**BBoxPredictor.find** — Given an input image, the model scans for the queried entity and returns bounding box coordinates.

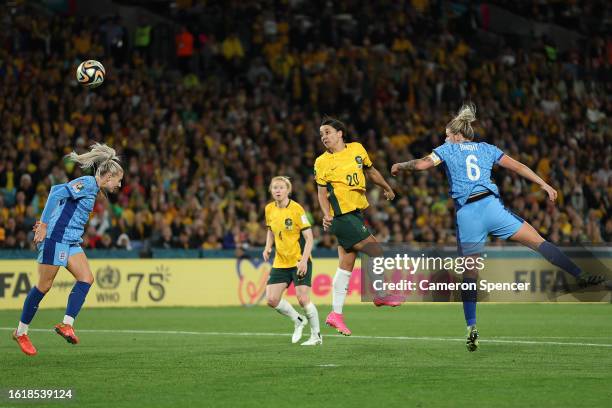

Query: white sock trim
[303,302,320,334]
[338,268,352,275]
[274,299,300,322]
[332,268,352,314]
[16,321,29,336]
[63,315,75,326]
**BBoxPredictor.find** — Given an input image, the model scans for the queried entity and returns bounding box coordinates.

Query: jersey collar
[274,199,291,209]
[328,143,348,154]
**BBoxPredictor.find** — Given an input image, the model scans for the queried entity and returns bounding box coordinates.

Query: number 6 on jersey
[466,154,480,181]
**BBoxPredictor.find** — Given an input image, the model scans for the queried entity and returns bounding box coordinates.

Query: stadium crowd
[0,1,610,252]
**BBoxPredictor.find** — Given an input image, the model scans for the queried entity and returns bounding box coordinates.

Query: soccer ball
[76,60,105,88]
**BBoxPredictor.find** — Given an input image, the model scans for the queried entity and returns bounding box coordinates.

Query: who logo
[96,266,121,289]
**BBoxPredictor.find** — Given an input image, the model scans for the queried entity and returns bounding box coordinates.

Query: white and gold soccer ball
[76,60,105,88]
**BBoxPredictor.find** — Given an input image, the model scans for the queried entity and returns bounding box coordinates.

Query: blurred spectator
[98,234,116,250]
[101,16,127,64]
[176,26,194,74]
[134,17,152,62]
[154,226,175,249]
[221,32,245,76]
[116,233,132,251]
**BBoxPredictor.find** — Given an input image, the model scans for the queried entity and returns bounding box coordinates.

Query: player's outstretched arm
[317,186,333,230]
[497,155,557,201]
[391,156,435,176]
[364,166,395,200]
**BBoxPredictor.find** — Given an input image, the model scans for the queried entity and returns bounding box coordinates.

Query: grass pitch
[1,304,611,407]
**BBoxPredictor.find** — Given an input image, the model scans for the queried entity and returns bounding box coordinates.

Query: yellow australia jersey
[265,200,312,268]
[314,142,372,216]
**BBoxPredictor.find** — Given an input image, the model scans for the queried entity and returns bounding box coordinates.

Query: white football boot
[301,332,322,346]
[292,315,308,343]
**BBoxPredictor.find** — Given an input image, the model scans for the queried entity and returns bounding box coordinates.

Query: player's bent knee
[37,282,53,293]
[71,265,94,284]
[339,257,356,271]
[267,297,280,308]
[297,294,310,307]
[363,242,383,258]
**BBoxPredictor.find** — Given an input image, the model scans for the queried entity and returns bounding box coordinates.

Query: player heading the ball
[13,143,123,356]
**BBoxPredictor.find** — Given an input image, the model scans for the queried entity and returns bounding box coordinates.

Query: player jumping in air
[12,143,123,356]
[263,176,322,345]
[391,104,606,351]
[315,116,398,336]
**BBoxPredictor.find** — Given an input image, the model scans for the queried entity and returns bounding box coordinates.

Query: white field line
[1,327,612,348]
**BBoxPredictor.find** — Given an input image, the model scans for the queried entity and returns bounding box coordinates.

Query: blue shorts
[37,238,84,266]
[456,195,524,255]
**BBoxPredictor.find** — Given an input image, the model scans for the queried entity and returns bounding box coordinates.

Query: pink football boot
[373,294,404,307]
[325,312,352,336]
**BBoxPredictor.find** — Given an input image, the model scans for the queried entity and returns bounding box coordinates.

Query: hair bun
[455,103,476,123]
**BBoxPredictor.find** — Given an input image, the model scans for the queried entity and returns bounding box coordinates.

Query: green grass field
[1,304,611,407]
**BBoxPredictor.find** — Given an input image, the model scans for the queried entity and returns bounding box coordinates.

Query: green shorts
[330,210,371,250]
[268,261,313,287]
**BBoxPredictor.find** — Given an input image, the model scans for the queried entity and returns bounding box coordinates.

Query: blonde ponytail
[446,103,477,140]
[67,143,123,177]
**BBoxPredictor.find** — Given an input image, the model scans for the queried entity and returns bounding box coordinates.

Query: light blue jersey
[431,141,523,255]
[432,141,503,208]
[41,176,100,244]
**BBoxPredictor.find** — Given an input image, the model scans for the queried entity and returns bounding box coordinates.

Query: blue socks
[457,242,579,329]
[19,281,91,331]
[20,286,46,324]
[66,281,92,320]
[536,241,582,277]
[458,242,580,328]
[462,277,477,327]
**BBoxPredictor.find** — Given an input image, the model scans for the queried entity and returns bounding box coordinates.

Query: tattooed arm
[391,154,437,176]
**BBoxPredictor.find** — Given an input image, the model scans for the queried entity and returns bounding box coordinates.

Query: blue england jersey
[430,141,524,254]
[431,141,504,207]
[41,176,100,244]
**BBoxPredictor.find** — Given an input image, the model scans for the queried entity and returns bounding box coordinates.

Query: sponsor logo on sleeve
[71,181,84,194]
[355,156,363,169]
